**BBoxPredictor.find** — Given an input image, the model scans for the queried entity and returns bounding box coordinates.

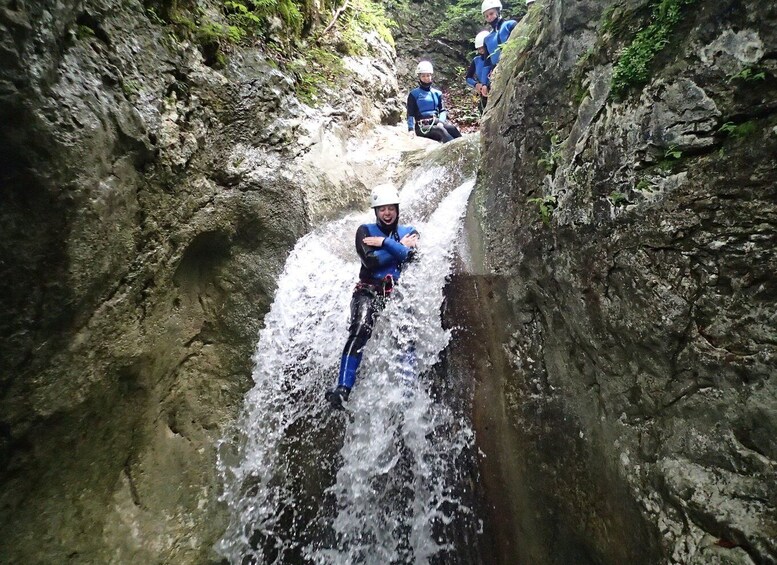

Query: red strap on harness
[356,275,395,296]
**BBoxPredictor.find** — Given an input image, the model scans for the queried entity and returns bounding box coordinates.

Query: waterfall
[216,148,479,564]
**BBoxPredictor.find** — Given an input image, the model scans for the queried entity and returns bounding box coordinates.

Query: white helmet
[481,0,502,13]
[474,30,489,48]
[526,0,535,5]
[370,183,400,208]
[415,60,434,75]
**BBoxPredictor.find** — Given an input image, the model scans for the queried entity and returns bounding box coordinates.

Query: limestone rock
[462,0,777,563]
[0,0,414,562]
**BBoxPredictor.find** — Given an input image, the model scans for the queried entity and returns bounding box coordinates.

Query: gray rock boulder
[461,0,777,562]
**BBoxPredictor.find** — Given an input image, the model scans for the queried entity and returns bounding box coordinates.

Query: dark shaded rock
[463,0,777,563]
[0,0,405,562]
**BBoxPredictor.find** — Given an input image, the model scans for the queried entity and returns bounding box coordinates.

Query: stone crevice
[123,458,142,508]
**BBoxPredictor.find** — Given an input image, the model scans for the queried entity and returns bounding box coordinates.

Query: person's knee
[350,333,371,355]
[349,316,372,338]
[357,322,373,339]
[343,325,370,355]
[351,316,374,342]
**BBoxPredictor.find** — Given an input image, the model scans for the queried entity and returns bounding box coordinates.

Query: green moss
[727,66,767,83]
[149,0,304,43]
[634,178,655,192]
[76,24,96,39]
[197,21,242,44]
[147,0,394,58]
[608,190,629,206]
[351,0,396,47]
[144,0,393,93]
[328,0,396,56]
[121,79,141,97]
[215,51,229,68]
[288,47,346,106]
[599,5,617,34]
[718,120,758,139]
[527,195,557,226]
[223,1,262,28]
[611,0,696,96]
[497,4,542,73]
[432,0,482,39]
[339,26,366,55]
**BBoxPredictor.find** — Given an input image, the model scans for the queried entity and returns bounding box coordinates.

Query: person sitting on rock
[406,60,462,144]
[466,31,493,115]
[482,0,517,67]
[325,183,419,409]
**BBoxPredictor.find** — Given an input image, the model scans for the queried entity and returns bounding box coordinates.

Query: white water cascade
[216,146,480,564]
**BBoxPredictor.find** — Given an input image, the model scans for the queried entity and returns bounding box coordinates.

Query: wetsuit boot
[325,385,350,409]
[325,352,360,409]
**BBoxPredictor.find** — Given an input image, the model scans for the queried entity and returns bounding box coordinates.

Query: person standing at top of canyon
[482,0,518,67]
[465,30,493,115]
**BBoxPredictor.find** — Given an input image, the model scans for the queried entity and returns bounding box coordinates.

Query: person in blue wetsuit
[481,0,517,67]
[406,60,462,144]
[325,183,419,409]
[465,31,493,115]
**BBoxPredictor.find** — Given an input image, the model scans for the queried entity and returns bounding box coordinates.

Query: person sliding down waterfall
[325,184,419,409]
[406,61,462,144]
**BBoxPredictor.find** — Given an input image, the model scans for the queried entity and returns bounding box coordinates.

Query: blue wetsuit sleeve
[357,225,420,270]
[402,227,420,263]
[381,236,413,262]
[356,224,395,269]
[384,227,419,262]
[406,92,418,130]
[437,93,447,123]
[484,31,498,65]
[466,60,477,87]
[502,19,517,42]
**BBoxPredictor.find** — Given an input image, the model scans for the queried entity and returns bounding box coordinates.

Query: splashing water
[217,164,478,564]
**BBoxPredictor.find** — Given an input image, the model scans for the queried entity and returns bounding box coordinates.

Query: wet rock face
[0,0,402,562]
[467,0,777,563]
[0,5,303,564]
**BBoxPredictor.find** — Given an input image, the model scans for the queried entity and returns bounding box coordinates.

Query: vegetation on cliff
[432,0,527,39]
[610,0,698,96]
[143,0,398,104]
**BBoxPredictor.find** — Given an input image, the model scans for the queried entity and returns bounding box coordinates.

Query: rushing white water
[216,161,477,564]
